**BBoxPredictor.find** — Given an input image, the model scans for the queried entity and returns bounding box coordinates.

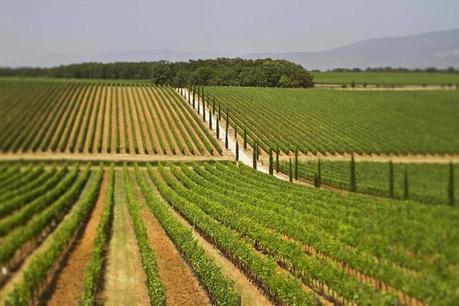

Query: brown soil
[171,92,209,156]
[126,87,148,154]
[129,172,210,306]
[143,87,172,154]
[116,86,127,154]
[315,84,457,91]
[144,169,272,306]
[83,85,102,153]
[271,152,459,164]
[60,85,92,153]
[186,90,226,156]
[0,152,233,163]
[165,89,204,156]
[160,89,204,156]
[92,85,107,154]
[103,170,149,306]
[146,87,181,155]
[135,86,162,154]
[45,171,109,306]
[120,87,137,154]
[102,86,112,154]
[74,85,97,153]
[135,87,162,154]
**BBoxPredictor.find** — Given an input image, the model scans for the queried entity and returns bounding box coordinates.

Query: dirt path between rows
[274,152,459,164]
[102,86,112,154]
[130,172,211,306]
[136,86,161,154]
[83,85,102,153]
[121,86,140,154]
[103,170,149,306]
[147,87,181,155]
[117,87,127,154]
[46,171,108,305]
[144,169,272,306]
[92,85,107,154]
[0,152,233,163]
[315,84,458,91]
[127,87,148,154]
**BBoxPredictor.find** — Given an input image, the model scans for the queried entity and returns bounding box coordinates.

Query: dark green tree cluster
[0,58,314,88]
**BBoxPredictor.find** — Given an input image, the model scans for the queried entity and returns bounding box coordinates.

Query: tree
[448,162,455,207]
[275,149,280,173]
[403,168,409,200]
[225,127,229,149]
[314,159,321,188]
[253,142,257,169]
[209,100,212,129]
[349,154,356,192]
[269,149,273,175]
[388,161,394,198]
[202,94,206,121]
[294,149,299,180]
[192,88,196,108]
[235,140,239,162]
[289,158,293,182]
[243,128,247,150]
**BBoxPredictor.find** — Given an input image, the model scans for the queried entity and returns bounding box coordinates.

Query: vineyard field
[279,159,459,205]
[0,162,457,305]
[312,72,459,85]
[204,86,459,155]
[0,79,222,157]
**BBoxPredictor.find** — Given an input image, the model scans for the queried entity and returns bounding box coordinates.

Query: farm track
[142,170,272,306]
[0,152,233,162]
[45,171,108,305]
[130,171,211,306]
[103,170,149,306]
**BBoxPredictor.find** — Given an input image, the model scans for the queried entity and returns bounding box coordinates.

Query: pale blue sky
[1,0,459,65]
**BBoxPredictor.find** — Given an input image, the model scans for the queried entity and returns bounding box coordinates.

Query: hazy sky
[1,0,459,64]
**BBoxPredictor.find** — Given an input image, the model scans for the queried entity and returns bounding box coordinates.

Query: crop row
[0,79,222,156]
[202,86,459,155]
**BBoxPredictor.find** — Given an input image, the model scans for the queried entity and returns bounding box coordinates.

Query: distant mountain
[8,49,234,68]
[5,29,459,69]
[245,29,459,70]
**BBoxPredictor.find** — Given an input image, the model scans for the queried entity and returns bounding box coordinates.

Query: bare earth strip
[117,86,127,154]
[102,86,112,154]
[315,84,458,91]
[92,85,107,153]
[103,170,149,306]
[0,174,98,304]
[0,153,233,163]
[126,87,147,154]
[46,171,109,306]
[147,87,181,155]
[83,85,102,153]
[57,86,90,152]
[64,85,93,153]
[142,86,171,154]
[121,87,137,154]
[135,86,161,154]
[143,169,272,306]
[130,171,211,306]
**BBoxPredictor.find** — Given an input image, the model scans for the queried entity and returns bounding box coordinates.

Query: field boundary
[0,153,233,163]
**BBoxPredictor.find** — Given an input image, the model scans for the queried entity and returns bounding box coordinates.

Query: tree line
[0,58,314,88]
[317,67,459,73]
